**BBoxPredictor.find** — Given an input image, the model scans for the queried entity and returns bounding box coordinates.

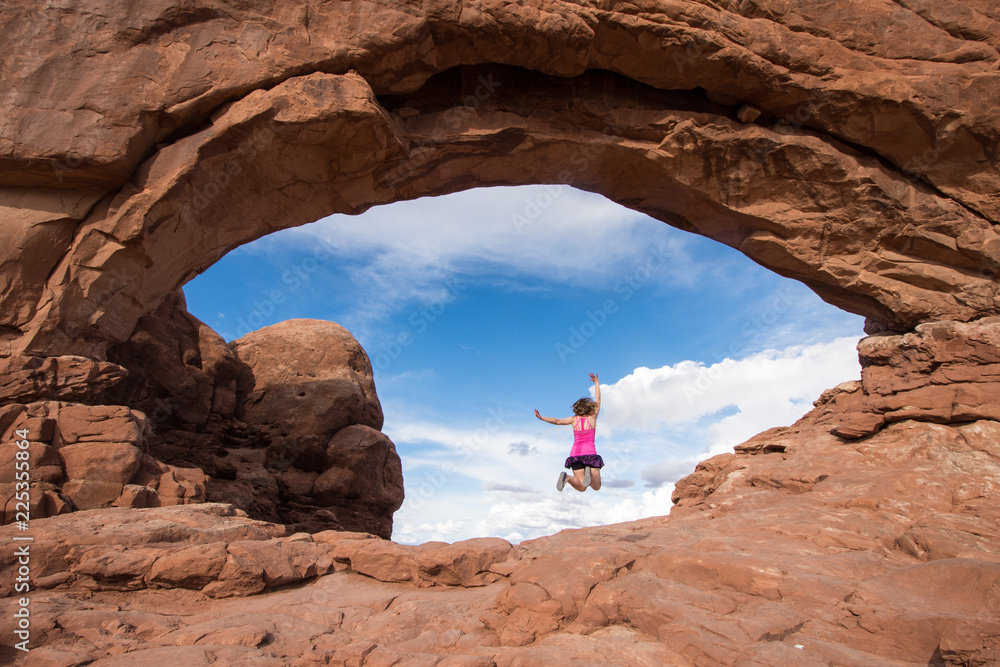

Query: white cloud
[599,336,860,450]
[472,484,677,543]
[263,186,709,326]
[640,459,703,487]
[302,186,641,277]
[387,336,862,544]
[394,518,468,544]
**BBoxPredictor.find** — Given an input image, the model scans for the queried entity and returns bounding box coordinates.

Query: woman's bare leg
[589,468,602,490]
[565,469,587,492]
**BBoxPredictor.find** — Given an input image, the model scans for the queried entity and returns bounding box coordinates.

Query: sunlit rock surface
[99,297,403,537]
[2,409,998,664]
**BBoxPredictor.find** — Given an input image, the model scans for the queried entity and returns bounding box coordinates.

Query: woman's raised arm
[535,409,574,425]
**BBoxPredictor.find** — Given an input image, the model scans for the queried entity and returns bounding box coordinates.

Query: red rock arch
[2,1,998,359]
[4,5,1000,661]
[3,0,1000,530]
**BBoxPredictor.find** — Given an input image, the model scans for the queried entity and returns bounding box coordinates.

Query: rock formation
[1,394,209,521]
[2,405,998,664]
[230,318,385,443]
[0,0,998,358]
[0,288,403,539]
[98,294,403,536]
[229,318,403,536]
[1,0,999,664]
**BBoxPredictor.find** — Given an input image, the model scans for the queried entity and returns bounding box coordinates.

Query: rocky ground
[2,316,999,666]
[2,399,998,665]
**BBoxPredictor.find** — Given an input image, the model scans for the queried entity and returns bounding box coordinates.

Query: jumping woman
[534,373,604,492]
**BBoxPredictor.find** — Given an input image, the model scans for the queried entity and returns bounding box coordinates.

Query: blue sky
[183,186,865,544]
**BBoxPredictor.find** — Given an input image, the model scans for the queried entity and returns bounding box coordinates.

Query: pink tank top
[570,417,597,457]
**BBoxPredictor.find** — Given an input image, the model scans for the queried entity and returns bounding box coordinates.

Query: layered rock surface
[1,398,209,521]
[0,0,998,357]
[1,291,403,538]
[2,318,998,664]
[2,409,998,665]
[99,297,403,537]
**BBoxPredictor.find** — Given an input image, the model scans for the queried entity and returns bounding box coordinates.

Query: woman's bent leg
[566,468,587,492]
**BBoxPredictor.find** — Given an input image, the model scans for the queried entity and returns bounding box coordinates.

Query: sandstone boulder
[59,442,142,485]
[230,319,384,442]
[225,319,402,536]
[313,425,403,507]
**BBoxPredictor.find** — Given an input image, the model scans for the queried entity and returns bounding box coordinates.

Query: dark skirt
[565,454,605,470]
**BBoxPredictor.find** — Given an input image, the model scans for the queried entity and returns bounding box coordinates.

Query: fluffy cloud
[261,186,707,326]
[394,518,469,544]
[600,336,861,453]
[388,336,862,544]
[472,485,677,543]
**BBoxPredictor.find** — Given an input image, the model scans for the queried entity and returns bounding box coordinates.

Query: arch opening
[166,184,864,543]
[6,57,998,540]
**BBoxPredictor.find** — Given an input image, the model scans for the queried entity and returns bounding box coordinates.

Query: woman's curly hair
[572,397,597,416]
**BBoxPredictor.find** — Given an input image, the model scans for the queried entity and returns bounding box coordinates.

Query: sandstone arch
[1,0,999,361]
[5,0,1000,527]
[4,3,1000,663]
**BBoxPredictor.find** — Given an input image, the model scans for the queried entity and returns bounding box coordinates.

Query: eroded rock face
[3,411,998,665]
[98,297,403,537]
[0,288,403,537]
[100,289,246,432]
[1,1,1000,663]
[0,399,208,523]
[0,1,997,357]
[783,317,1000,441]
